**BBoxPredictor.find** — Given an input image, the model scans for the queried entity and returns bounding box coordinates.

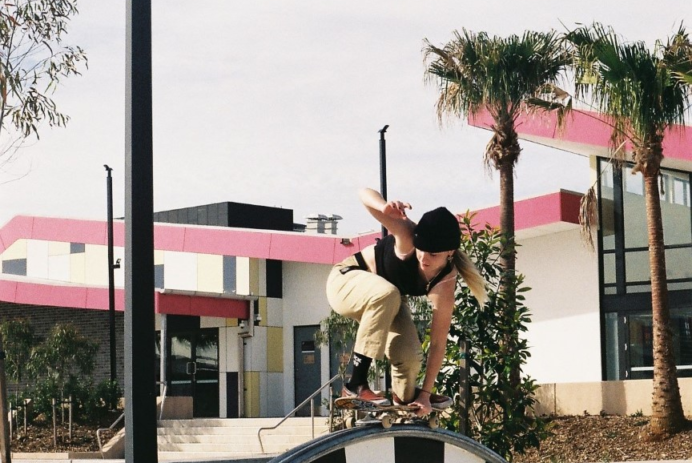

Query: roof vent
[305,213,342,235]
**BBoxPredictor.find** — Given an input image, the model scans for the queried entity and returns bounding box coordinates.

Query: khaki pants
[326,255,422,402]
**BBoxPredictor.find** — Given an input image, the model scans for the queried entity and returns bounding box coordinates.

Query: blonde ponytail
[452,250,487,306]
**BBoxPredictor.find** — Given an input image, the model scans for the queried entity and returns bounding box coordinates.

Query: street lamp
[379,125,389,238]
[104,165,117,385]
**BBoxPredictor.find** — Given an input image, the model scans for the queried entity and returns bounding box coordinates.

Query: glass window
[628,309,692,379]
[223,256,236,294]
[155,264,164,289]
[628,313,653,379]
[605,313,621,380]
[666,247,692,281]
[624,250,650,285]
[662,173,692,246]
[70,242,85,253]
[623,177,648,249]
[624,166,644,195]
[2,258,27,276]
[603,252,616,285]
[601,161,614,188]
[673,177,690,206]
[599,160,616,251]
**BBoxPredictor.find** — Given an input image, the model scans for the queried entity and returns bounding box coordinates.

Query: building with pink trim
[0,110,690,418]
[0,204,377,418]
[471,109,692,387]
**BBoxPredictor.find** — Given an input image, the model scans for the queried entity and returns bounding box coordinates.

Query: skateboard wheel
[428,415,439,429]
[381,414,394,429]
[345,415,356,429]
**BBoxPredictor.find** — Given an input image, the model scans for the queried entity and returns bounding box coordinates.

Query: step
[158,417,325,427]
[158,450,277,461]
[155,417,330,456]
[156,423,329,436]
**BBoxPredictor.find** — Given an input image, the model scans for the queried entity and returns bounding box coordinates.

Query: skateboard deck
[334,397,440,429]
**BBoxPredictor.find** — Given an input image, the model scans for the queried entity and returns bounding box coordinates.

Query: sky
[1,1,689,235]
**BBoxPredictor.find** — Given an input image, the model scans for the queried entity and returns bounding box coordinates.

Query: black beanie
[413,207,461,252]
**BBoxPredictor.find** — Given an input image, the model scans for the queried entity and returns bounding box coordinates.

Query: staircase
[157,417,331,460]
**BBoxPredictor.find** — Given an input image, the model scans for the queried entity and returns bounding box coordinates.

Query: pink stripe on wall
[471,191,581,230]
[0,216,372,265]
[0,277,249,319]
[0,216,34,255]
[470,109,691,162]
[181,226,273,257]
[1,279,123,311]
[31,217,108,245]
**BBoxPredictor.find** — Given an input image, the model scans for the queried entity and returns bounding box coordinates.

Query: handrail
[96,412,125,458]
[257,374,340,453]
[96,382,167,458]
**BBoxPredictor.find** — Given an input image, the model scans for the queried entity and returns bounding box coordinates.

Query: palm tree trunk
[643,172,686,435]
[499,158,516,277]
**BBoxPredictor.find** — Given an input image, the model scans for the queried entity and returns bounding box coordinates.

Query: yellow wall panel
[226,318,239,327]
[266,327,283,373]
[70,254,86,284]
[2,240,27,260]
[197,254,223,292]
[48,241,70,256]
[248,258,259,296]
[244,371,260,418]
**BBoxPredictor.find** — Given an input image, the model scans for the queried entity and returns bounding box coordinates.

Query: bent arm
[358,188,415,254]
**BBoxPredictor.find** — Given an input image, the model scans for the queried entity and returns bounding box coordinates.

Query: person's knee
[369,286,400,311]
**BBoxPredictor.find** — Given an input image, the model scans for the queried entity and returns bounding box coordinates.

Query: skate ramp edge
[268,425,507,463]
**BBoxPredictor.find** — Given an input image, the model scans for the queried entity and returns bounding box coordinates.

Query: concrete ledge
[12,452,101,460]
[534,377,692,416]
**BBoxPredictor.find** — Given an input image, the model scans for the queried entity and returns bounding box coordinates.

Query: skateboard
[334,397,440,429]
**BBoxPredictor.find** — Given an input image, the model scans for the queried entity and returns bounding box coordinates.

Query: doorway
[293,325,321,417]
[169,329,220,417]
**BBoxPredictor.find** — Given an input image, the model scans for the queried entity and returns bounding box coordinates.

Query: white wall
[517,228,602,383]
[281,261,333,415]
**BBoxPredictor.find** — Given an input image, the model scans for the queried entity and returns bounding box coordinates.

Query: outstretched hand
[382,200,412,220]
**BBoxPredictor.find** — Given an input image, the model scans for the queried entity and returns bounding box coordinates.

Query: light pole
[104,165,117,385]
[379,125,389,238]
[378,125,392,395]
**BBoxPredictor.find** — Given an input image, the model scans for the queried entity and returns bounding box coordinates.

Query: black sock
[347,352,372,389]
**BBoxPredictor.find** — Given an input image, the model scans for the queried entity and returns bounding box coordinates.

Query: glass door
[169,329,219,417]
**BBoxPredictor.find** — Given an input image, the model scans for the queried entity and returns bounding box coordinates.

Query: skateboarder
[326,188,487,417]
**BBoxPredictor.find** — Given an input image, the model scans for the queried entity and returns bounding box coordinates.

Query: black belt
[340,251,368,274]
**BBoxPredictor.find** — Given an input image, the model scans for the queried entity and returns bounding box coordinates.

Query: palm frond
[423,28,571,126]
[579,186,598,251]
[565,22,692,171]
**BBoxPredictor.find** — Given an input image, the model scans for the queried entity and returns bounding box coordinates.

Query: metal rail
[257,374,340,453]
[96,412,124,458]
[96,382,167,458]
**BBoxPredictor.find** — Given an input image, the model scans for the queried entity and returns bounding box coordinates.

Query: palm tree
[423,29,570,386]
[566,23,692,436]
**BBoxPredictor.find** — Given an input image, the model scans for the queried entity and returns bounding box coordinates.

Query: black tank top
[373,234,453,296]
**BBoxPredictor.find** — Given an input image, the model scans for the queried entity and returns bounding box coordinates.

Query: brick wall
[0,302,125,393]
